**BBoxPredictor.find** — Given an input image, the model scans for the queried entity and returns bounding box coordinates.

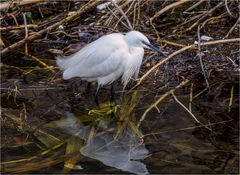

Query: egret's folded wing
[56,33,126,71]
[63,48,128,80]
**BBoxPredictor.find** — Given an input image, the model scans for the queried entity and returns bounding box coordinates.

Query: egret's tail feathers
[56,55,69,70]
[63,70,73,80]
[56,53,81,71]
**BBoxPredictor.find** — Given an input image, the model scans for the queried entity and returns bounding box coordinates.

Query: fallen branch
[186,1,224,31]
[0,24,38,31]
[150,0,191,22]
[0,0,44,11]
[134,38,240,88]
[0,0,101,57]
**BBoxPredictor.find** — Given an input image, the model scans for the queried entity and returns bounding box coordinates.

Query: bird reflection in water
[47,93,149,175]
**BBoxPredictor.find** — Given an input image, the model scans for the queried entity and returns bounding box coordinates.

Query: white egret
[56,30,166,105]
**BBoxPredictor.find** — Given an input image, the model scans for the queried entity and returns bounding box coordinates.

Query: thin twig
[228,86,234,112]
[0,0,44,11]
[114,0,135,29]
[27,54,55,72]
[184,0,205,12]
[23,12,28,55]
[137,79,190,128]
[197,25,209,87]
[171,92,201,123]
[0,24,38,31]
[186,2,224,31]
[189,83,193,112]
[161,39,186,48]
[224,0,235,18]
[112,0,133,30]
[224,16,240,38]
[150,0,191,22]
[225,56,239,67]
[107,5,129,29]
[142,119,232,138]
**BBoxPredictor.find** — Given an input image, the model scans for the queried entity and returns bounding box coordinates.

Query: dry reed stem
[0,142,64,166]
[23,13,29,55]
[197,25,209,87]
[114,0,135,29]
[186,1,224,31]
[184,0,206,12]
[9,13,19,26]
[112,1,133,30]
[0,0,44,11]
[224,16,240,38]
[228,86,234,112]
[161,39,186,48]
[171,92,201,123]
[134,38,240,88]
[0,0,101,57]
[28,54,55,72]
[137,79,190,128]
[189,83,193,112]
[0,24,38,31]
[150,0,191,22]
[142,119,232,138]
[107,5,129,29]
[224,0,235,18]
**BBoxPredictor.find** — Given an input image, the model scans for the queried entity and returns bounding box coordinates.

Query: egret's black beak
[142,41,167,57]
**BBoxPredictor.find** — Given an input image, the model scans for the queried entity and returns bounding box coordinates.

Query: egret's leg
[110,84,115,102]
[110,84,116,118]
[94,85,101,107]
[85,82,91,96]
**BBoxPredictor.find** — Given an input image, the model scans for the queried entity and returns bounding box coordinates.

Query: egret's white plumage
[56,30,166,93]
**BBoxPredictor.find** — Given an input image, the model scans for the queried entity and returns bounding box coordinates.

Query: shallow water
[1,77,239,174]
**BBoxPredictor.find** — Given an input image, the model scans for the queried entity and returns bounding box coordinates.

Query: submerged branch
[137,79,190,128]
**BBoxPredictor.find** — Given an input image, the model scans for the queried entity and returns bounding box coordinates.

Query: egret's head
[124,31,166,57]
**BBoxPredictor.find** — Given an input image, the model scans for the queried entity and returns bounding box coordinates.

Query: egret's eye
[141,41,167,57]
[141,40,150,47]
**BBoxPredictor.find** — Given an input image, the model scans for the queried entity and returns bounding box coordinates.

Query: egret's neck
[127,46,144,58]
[124,34,139,48]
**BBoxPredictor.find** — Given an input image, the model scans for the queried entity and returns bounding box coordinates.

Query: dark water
[1,75,239,174]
